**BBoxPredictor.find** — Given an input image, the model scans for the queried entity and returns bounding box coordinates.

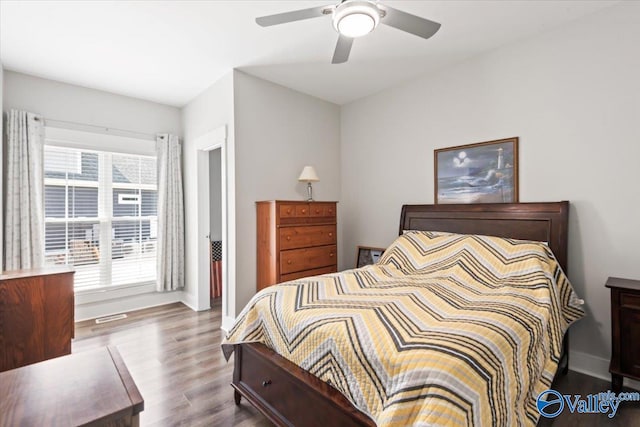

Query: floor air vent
[95,313,128,324]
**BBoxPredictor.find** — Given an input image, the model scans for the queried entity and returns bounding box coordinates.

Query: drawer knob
[262,380,272,387]
[328,233,333,237]
[287,260,292,264]
[302,209,306,213]
[286,236,291,241]
[315,209,320,213]
[286,209,291,214]
[329,253,334,257]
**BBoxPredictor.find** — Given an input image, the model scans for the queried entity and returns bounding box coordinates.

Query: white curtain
[156,134,185,291]
[4,110,45,270]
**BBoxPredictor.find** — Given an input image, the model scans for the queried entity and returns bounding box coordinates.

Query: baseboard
[75,282,156,305]
[75,290,184,321]
[180,291,198,311]
[570,350,640,391]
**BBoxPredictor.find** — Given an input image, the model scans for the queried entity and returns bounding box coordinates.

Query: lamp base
[306,182,314,202]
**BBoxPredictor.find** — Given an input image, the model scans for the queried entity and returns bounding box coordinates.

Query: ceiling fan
[256,0,441,64]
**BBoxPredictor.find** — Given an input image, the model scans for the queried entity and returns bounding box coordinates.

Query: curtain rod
[41,117,158,141]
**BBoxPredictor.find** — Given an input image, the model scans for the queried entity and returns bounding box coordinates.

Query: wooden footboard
[231,337,570,427]
[231,343,375,427]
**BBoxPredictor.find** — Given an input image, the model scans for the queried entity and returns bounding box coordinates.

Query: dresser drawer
[279,203,312,219]
[309,203,336,218]
[280,245,337,275]
[279,204,299,219]
[239,344,298,415]
[295,204,310,217]
[620,308,640,377]
[280,225,336,250]
[621,292,640,310]
[235,344,369,427]
[280,265,337,283]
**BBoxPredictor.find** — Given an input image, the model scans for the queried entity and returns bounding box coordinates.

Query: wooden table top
[605,276,640,291]
[0,346,143,426]
[0,265,75,280]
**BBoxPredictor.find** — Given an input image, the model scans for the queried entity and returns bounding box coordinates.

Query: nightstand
[606,276,640,392]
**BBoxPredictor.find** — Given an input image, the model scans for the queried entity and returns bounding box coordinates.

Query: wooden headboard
[399,202,569,271]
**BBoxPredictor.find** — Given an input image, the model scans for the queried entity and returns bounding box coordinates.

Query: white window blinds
[44,145,157,290]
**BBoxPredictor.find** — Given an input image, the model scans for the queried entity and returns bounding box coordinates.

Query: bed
[222,202,584,426]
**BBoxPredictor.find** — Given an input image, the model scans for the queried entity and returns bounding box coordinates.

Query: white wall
[181,72,235,312]
[3,71,181,135]
[233,70,341,313]
[2,71,184,319]
[340,2,640,379]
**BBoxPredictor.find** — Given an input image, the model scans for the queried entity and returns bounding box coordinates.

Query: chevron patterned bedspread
[223,231,585,426]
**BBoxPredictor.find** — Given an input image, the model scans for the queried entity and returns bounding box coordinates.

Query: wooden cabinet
[257,201,337,291]
[606,276,640,392]
[0,266,75,372]
[0,346,143,426]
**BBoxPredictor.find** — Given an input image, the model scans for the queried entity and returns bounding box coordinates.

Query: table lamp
[298,166,319,201]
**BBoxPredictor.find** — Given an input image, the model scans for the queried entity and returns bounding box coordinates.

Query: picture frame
[434,137,519,204]
[356,246,385,268]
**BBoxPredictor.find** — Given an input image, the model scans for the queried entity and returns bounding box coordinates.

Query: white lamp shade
[298,166,319,182]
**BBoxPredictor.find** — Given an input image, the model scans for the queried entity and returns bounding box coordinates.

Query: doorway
[194,125,236,331]
[209,148,223,306]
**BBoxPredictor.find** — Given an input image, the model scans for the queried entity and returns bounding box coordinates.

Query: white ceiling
[0,1,619,107]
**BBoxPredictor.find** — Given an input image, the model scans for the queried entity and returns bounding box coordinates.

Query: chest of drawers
[256,201,337,291]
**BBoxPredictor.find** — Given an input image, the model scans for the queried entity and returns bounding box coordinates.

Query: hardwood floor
[539,370,640,426]
[73,302,639,426]
[73,301,271,426]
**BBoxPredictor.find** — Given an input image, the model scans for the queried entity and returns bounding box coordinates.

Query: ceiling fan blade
[256,6,329,27]
[380,5,441,40]
[331,35,354,64]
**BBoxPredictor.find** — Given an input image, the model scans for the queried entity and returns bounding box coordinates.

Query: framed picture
[434,137,519,204]
[356,246,385,268]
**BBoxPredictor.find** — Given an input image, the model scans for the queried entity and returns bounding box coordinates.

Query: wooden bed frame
[230,201,570,427]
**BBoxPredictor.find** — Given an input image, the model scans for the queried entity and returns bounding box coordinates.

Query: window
[44,145,157,290]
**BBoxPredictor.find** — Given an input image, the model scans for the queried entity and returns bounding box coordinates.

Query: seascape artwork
[435,138,518,204]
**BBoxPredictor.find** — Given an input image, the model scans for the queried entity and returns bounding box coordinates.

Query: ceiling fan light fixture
[332,1,380,38]
[255,0,441,64]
